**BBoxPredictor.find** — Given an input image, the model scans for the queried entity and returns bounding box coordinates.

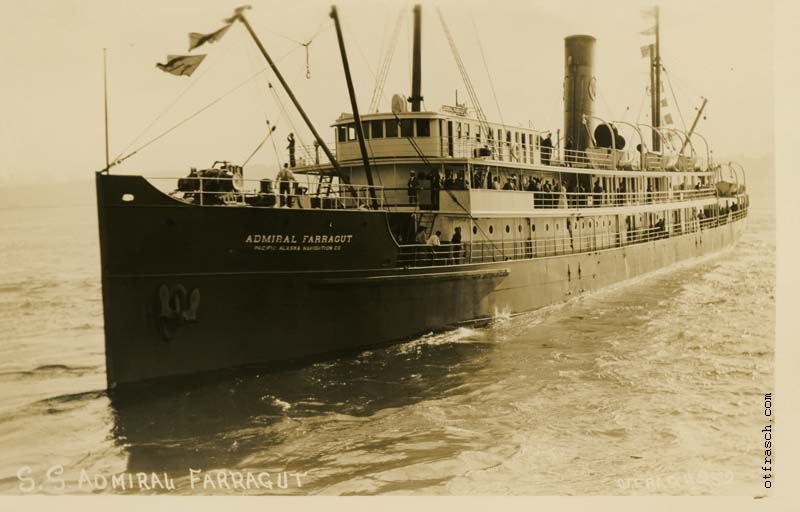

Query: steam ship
[96,5,748,389]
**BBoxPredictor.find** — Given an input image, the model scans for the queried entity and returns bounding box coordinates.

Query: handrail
[146,175,386,209]
[611,119,647,170]
[397,205,748,267]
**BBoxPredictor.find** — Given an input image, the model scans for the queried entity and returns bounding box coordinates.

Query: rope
[242,122,277,166]
[471,14,505,128]
[662,65,688,132]
[437,8,491,139]
[369,11,404,112]
[112,67,271,167]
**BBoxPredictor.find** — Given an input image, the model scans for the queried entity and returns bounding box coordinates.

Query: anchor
[156,284,200,340]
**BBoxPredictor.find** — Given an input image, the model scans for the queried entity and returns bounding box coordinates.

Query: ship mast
[410,5,423,112]
[232,8,346,181]
[649,5,661,152]
[330,5,378,208]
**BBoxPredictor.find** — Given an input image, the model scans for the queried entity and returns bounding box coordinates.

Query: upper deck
[318,108,713,175]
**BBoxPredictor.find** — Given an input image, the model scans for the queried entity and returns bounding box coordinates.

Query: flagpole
[103,48,110,171]
[233,10,345,180]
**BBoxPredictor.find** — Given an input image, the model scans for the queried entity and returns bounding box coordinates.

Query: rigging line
[437,8,491,138]
[267,120,284,169]
[243,123,277,166]
[267,80,312,162]
[113,67,270,166]
[471,14,505,128]
[370,11,404,113]
[635,86,648,124]
[662,66,688,133]
[112,46,228,163]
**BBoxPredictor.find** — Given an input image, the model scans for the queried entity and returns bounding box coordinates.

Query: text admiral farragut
[244,234,353,244]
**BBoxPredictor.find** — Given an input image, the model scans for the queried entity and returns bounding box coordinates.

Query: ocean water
[0,200,774,496]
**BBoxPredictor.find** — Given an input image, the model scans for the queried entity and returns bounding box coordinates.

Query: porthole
[472,226,477,235]
[589,221,593,228]
[546,224,549,231]
[489,225,494,234]
[556,224,559,231]
[582,221,585,229]
[122,193,134,202]
[518,225,522,233]
[506,225,510,233]
[532,224,536,232]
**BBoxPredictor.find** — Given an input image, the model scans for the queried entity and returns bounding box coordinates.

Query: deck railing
[397,206,747,267]
[148,176,384,209]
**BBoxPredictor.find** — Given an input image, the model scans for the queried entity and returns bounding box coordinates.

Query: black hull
[96,173,747,388]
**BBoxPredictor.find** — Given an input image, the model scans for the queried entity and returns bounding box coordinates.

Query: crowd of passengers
[408,169,710,209]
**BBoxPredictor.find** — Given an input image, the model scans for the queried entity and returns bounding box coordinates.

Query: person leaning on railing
[450,226,463,264]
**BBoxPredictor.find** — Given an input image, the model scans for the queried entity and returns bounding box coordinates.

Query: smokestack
[563,35,596,154]
[410,4,422,112]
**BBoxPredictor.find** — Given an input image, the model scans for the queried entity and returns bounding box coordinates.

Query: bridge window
[476,126,481,142]
[337,126,347,142]
[416,119,430,137]
[386,119,398,137]
[400,119,414,137]
[347,125,356,141]
[361,122,370,139]
[371,120,384,138]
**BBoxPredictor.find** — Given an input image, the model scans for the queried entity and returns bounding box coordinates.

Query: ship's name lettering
[244,234,353,244]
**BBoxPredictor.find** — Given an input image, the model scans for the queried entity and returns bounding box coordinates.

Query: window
[457,122,462,138]
[489,225,494,234]
[337,126,347,142]
[476,126,481,142]
[416,119,430,137]
[473,226,478,235]
[546,224,550,231]
[506,225,510,233]
[518,224,522,232]
[347,124,356,141]
[400,119,414,137]
[371,120,384,138]
[556,223,559,231]
[361,122,370,139]
[465,124,470,139]
[386,119,398,137]
[582,221,585,229]
[589,221,592,228]
[532,224,536,232]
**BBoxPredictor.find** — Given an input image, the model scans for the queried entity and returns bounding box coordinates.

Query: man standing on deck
[287,133,296,168]
[408,170,419,205]
[541,133,553,166]
[276,163,296,207]
[451,226,463,264]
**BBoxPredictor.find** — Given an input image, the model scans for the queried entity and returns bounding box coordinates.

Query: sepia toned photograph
[0,0,784,500]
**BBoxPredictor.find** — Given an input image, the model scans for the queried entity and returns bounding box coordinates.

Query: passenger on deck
[415,226,427,244]
[542,180,553,208]
[491,176,501,190]
[276,163,296,207]
[558,182,568,209]
[287,133,296,168]
[408,170,419,205]
[444,172,455,190]
[540,133,553,166]
[427,230,442,246]
[451,226,463,264]
[503,179,514,190]
[431,172,442,209]
[576,182,586,207]
[593,180,604,207]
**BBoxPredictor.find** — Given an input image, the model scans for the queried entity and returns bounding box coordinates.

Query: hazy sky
[0,0,775,184]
